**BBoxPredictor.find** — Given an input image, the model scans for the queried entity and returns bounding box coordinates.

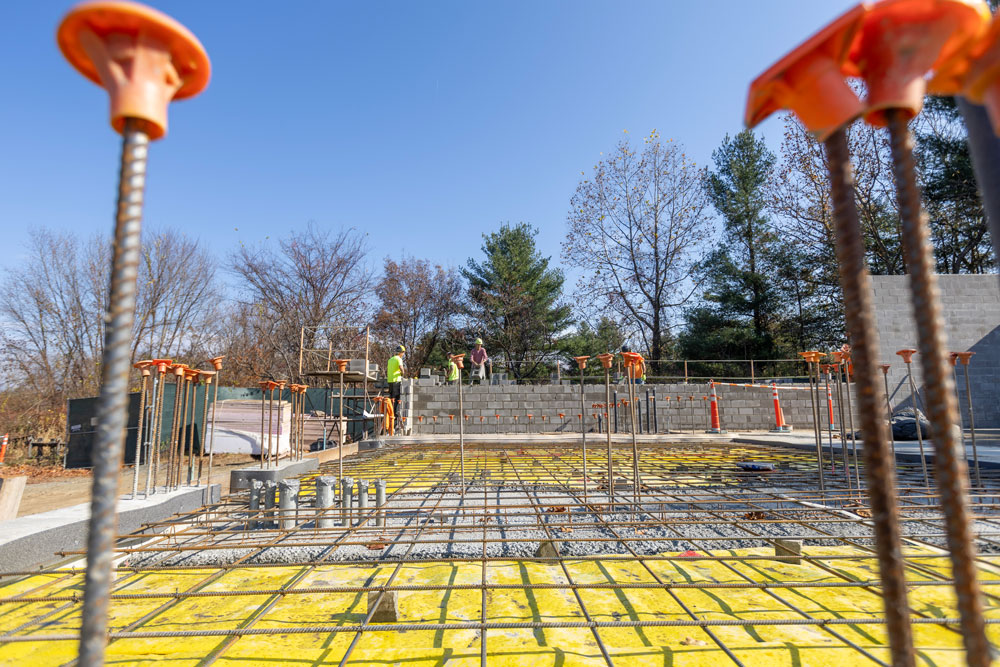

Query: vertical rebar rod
[842,361,861,492]
[78,121,149,667]
[267,386,275,469]
[823,369,836,476]
[880,365,897,460]
[626,372,640,515]
[457,365,466,498]
[206,372,221,491]
[339,371,345,483]
[962,361,981,488]
[834,361,851,488]
[187,379,197,485]
[579,364,588,506]
[824,127,914,667]
[198,379,210,486]
[652,389,658,434]
[166,372,181,490]
[131,372,148,499]
[259,384,266,470]
[144,371,160,497]
[177,376,190,488]
[903,360,930,487]
[887,109,989,667]
[604,368,613,512]
[805,359,825,493]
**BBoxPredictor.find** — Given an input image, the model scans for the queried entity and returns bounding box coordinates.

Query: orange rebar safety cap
[896,348,918,363]
[931,12,1000,133]
[57,1,211,139]
[842,0,989,126]
[745,4,867,140]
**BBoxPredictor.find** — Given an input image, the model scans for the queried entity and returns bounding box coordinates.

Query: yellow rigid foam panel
[2,546,999,665]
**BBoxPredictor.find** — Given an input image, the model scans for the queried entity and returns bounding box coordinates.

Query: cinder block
[773,538,802,564]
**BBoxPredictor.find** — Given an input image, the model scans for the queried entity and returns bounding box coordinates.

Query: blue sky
[0,1,855,291]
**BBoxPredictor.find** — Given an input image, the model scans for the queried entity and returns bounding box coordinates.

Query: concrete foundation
[0,484,220,571]
[229,457,319,491]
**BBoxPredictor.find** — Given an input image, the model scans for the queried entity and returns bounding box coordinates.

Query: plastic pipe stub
[745,4,867,140]
[843,0,988,127]
[57,1,210,140]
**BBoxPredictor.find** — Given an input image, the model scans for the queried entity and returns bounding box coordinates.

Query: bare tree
[0,227,220,440]
[562,131,711,366]
[371,257,462,373]
[228,223,374,380]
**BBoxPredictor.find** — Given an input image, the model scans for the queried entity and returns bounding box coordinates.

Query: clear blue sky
[0,1,855,289]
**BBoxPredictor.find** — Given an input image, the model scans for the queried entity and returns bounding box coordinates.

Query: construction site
[4,0,1000,665]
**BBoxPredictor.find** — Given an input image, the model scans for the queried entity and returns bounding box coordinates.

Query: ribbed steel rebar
[886,109,990,667]
[824,127,915,667]
[78,120,149,667]
[131,372,148,499]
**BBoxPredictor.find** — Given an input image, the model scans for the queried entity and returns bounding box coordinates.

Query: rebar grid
[3,441,1000,666]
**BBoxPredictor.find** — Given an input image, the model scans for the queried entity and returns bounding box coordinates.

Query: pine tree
[463,223,572,380]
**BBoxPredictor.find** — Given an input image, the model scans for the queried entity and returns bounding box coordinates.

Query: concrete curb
[230,458,319,491]
[0,484,221,571]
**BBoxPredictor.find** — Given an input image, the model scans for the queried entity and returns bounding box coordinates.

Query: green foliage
[463,223,572,379]
[916,96,993,274]
[559,317,628,374]
[683,131,786,359]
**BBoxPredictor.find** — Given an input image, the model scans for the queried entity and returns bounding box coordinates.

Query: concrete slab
[0,484,220,571]
[230,457,319,491]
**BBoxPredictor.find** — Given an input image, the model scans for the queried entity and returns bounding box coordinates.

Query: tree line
[0,98,991,440]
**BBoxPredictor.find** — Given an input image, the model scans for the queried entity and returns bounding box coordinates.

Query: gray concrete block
[368,591,399,622]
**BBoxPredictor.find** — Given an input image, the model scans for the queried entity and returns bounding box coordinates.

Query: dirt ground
[3,453,256,518]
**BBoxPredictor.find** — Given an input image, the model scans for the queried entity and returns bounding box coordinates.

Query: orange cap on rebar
[151,358,172,373]
[133,359,153,376]
[200,369,215,384]
[57,1,211,140]
[622,352,643,368]
[333,359,349,372]
[573,355,589,370]
[449,353,466,369]
[843,0,989,126]
[948,352,960,366]
[957,351,975,365]
[171,363,187,376]
[930,16,1000,132]
[207,356,224,371]
[596,353,615,369]
[879,364,891,374]
[745,4,867,140]
[896,348,918,363]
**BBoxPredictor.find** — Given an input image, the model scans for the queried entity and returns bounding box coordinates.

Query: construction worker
[445,353,460,384]
[387,345,405,427]
[470,337,490,384]
[622,345,645,384]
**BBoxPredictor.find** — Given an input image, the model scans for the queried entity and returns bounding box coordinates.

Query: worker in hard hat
[387,345,406,428]
[470,337,490,384]
[445,353,460,384]
[621,345,645,384]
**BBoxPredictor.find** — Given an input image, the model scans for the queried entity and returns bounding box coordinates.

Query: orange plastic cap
[200,369,216,383]
[207,355,224,371]
[449,353,466,369]
[948,352,960,366]
[896,348,918,363]
[333,359,350,372]
[573,355,589,370]
[956,351,975,365]
[57,1,210,140]
[622,352,643,368]
[596,353,615,369]
[931,16,1000,133]
[844,0,989,126]
[746,4,867,140]
[879,364,891,374]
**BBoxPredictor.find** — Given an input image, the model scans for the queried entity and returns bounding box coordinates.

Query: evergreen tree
[680,130,786,360]
[916,96,994,273]
[463,223,572,380]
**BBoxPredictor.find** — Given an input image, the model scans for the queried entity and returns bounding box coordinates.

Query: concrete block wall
[870,275,1000,427]
[410,382,858,434]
